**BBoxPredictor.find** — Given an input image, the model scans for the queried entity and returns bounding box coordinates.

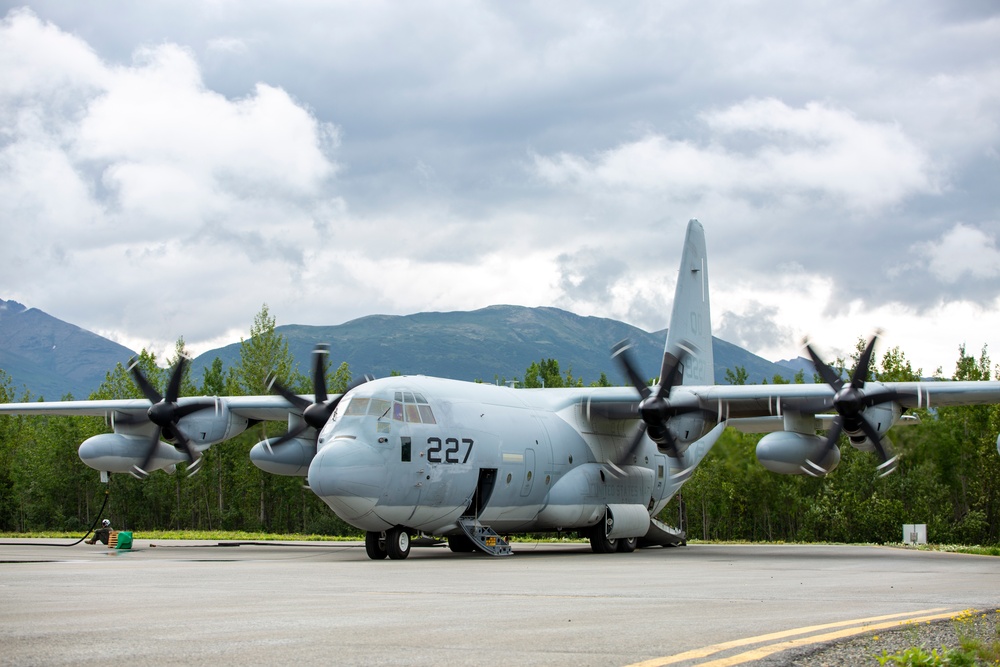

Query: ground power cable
[0,486,110,547]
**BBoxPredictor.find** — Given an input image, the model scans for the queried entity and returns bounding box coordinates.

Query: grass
[875,609,1000,666]
[0,530,360,541]
[2,532,998,551]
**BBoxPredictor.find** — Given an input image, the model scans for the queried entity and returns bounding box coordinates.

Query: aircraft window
[368,399,392,419]
[403,392,417,404]
[417,405,436,424]
[413,393,428,404]
[344,398,369,416]
[393,401,404,421]
[394,392,403,402]
[405,404,421,422]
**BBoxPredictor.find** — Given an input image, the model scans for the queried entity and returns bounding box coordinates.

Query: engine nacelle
[756,431,840,475]
[668,411,710,448]
[161,400,249,447]
[250,437,315,476]
[78,433,186,474]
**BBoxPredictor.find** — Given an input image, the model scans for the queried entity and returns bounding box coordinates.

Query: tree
[522,359,565,388]
[724,366,748,385]
[228,304,305,530]
[233,304,298,396]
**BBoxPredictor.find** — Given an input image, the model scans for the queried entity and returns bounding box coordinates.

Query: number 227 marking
[427,437,474,464]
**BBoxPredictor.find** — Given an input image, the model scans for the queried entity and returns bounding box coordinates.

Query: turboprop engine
[77,401,249,477]
[756,432,841,476]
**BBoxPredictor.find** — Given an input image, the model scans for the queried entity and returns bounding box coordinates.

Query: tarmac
[1,539,998,666]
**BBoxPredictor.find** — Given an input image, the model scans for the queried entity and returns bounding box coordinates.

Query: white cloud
[0,3,997,376]
[533,99,937,211]
[0,8,340,351]
[915,223,1000,283]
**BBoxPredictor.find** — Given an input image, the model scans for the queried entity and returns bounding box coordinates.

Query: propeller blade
[266,346,370,453]
[137,427,163,476]
[802,334,911,477]
[127,356,214,478]
[128,357,162,404]
[617,422,648,465]
[856,414,890,464]
[658,343,688,392]
[610,339,701,461]
[804,416,843,476]
[851,334,878,390]
[267,374,312,412]
[312,344,330,404]
[805,344,844,391]
[187,456,204,477]
[171,426,199,464]
[264,422,311,455]
[612,340,651,398]
[165,356,187,403]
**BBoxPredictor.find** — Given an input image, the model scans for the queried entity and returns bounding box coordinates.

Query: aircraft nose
[308,438,385,521]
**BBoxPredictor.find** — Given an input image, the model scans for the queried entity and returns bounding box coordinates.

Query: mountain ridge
[1,299,797,398]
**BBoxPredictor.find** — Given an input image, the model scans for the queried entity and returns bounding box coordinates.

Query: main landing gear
[365,527,411,560]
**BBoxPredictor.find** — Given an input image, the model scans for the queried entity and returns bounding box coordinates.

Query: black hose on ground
[0,485,110,547]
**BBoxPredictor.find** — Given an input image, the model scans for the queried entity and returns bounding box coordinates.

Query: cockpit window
[368,398,392,419]
[390,391,437,424]
[417,405,436,424]
[344,397,369,416]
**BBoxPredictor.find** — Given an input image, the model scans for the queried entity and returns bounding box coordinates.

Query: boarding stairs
[639,516,687,548]
[458,517,513,556]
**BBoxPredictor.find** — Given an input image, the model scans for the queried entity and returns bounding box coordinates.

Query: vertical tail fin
[665,219,714,386]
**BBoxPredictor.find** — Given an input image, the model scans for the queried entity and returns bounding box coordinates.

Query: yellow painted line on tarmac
[626,607,954,667]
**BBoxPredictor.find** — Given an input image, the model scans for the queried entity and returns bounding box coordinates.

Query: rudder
[665,219,714,386]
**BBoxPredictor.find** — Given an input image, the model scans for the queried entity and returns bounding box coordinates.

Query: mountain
[188,305,796,387]
[0,299,135,399]
[1,300,797,398]
[775,357,818,380]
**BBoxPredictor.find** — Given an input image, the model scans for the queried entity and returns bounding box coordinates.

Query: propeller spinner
[266,344,364,453]
[804,334,905,477]
[129,356,214,478]
[611,339,700,472]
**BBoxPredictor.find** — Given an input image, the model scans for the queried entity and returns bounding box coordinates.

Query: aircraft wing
[577,380,1000,435]
[692,380,1000,419]
[0,395,309,422]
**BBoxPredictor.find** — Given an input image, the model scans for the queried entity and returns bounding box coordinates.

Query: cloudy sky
[1,2,998,377]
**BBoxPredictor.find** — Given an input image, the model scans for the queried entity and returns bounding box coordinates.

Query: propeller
[610,339,700,469]
[265,344,364,453]
[804,333,904,477]
[129,356,214,478]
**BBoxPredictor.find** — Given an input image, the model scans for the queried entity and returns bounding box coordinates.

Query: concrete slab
[1,540,997,665]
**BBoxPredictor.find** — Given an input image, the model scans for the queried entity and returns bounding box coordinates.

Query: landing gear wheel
[617,536,638,553]
[365,531,388,560]
[588,524,618,554]
[447,534,476,553]
[386,527,411,560]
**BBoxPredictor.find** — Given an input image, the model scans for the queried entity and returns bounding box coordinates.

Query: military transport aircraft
[3,220,1000,559]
